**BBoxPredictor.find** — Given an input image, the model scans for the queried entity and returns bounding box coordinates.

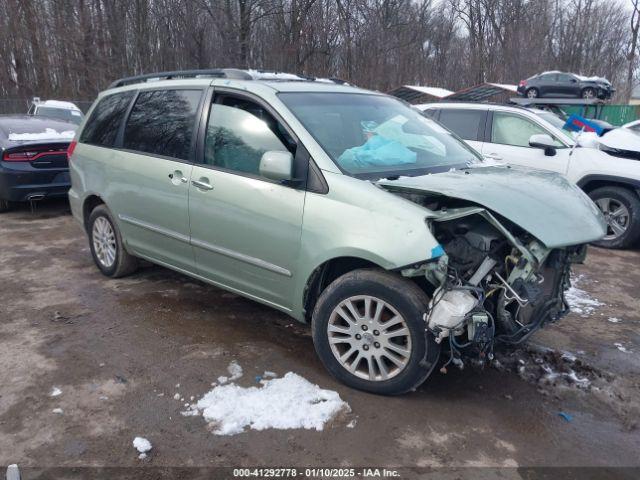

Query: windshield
[535,111,568,130]
[35,106,83,125]
[278,92,482,178]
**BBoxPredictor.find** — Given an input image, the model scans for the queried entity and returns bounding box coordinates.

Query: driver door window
[204,98,294,179]
[491,112,563,148]
[484,111,569,174]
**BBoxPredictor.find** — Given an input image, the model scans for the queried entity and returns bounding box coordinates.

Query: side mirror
[529,134,557,156]
[259,151,293,182]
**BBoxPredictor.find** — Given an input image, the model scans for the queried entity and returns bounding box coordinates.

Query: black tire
[0,199,11,213]
[581,87,596,99]
[88,205,138,277]
[311,269,440,395]
[589,186,640,249]
[525,88,539,98]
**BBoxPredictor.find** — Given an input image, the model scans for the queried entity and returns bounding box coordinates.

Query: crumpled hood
[377,165,606,248]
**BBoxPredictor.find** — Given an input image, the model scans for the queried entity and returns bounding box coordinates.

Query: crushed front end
[401,203,587,370]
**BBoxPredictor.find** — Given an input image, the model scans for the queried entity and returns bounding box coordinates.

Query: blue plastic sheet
[337,135,417,170]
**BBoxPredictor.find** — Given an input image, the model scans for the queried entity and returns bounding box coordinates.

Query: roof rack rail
[108,68,351,89]
[108,69,253,89]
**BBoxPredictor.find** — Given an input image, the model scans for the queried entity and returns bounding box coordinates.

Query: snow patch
[614,343,631,353]
[185,372,349,435]
[608,317,622,323]
[52,408,63,414]
[8,128,75,141]
[133,437,152,453]
[565,275,603,316]
[218,360,243,384]
[50,387,62,397]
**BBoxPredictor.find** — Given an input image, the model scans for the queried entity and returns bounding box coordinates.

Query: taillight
[67,140,77,160]
[2,145,69,162]
[3,151,39,162]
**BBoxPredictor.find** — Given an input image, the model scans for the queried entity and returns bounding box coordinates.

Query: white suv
[28,98,84,125]
[418,102,640,249]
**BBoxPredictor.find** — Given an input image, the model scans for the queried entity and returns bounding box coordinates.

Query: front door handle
[192,179,213,191]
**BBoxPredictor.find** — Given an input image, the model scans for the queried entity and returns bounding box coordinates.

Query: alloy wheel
[595,197,629,241]
[327,295,412,381]
[92,216,117,268]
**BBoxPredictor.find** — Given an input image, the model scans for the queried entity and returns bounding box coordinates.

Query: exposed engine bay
[397,192,587,371]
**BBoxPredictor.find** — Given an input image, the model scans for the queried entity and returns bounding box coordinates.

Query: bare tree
[0,0,634,102]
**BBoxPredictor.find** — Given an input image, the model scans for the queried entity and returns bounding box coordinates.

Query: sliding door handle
[192,179,213,191]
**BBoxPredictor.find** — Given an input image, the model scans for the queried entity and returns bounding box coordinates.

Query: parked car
[69,69,604,394]
[419,102,640,248]
[0,115,77,212]
[531,109,640,161]
[517,71,614,99]
[28,98,84,125]
[622,118,640,133]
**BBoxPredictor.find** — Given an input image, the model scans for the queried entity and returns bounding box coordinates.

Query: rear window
[122,89,202,160]
[438,109,485,141]
[80,92,134,147]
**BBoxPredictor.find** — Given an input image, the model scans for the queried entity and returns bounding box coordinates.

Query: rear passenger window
[123,89,202,160]
[438,109,484,141]
[80,91,134,147]
[204,97,294,177]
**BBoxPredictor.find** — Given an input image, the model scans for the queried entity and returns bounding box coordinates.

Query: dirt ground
[1,200,639,479]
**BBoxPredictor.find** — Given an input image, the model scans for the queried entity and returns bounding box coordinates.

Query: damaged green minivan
[69,69,606,394]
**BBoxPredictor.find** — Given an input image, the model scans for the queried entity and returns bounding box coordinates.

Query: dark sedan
[517,71,614,100]
[0,115,77,212]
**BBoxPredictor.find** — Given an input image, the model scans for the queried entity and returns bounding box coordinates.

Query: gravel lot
[1,200,639,478]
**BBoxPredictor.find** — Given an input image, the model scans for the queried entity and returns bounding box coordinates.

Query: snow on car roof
[0,115,77,146]
[38,100,82,111]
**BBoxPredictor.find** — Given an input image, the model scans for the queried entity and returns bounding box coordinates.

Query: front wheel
[312,269,440,395]
[589,186,640,249]
[581,87,596,99]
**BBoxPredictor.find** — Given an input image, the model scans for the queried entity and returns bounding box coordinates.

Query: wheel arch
[301,256,385,323]
[82,194,106,232]
[577,175,640,198]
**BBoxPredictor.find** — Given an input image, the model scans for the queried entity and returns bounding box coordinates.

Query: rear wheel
[581,87,596,99]
[589,186,640,249]
[88,205,138,277]
[312,269,440,395]
[526,88,539,98]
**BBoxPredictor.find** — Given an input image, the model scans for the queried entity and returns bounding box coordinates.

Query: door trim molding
[118,213,292,277]
[118,214,191,244]
[191,237,292,277]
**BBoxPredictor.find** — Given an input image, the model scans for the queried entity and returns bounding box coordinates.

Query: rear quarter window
[122,89,202,161]
[438,109,485,141]
[80,91,135,147]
